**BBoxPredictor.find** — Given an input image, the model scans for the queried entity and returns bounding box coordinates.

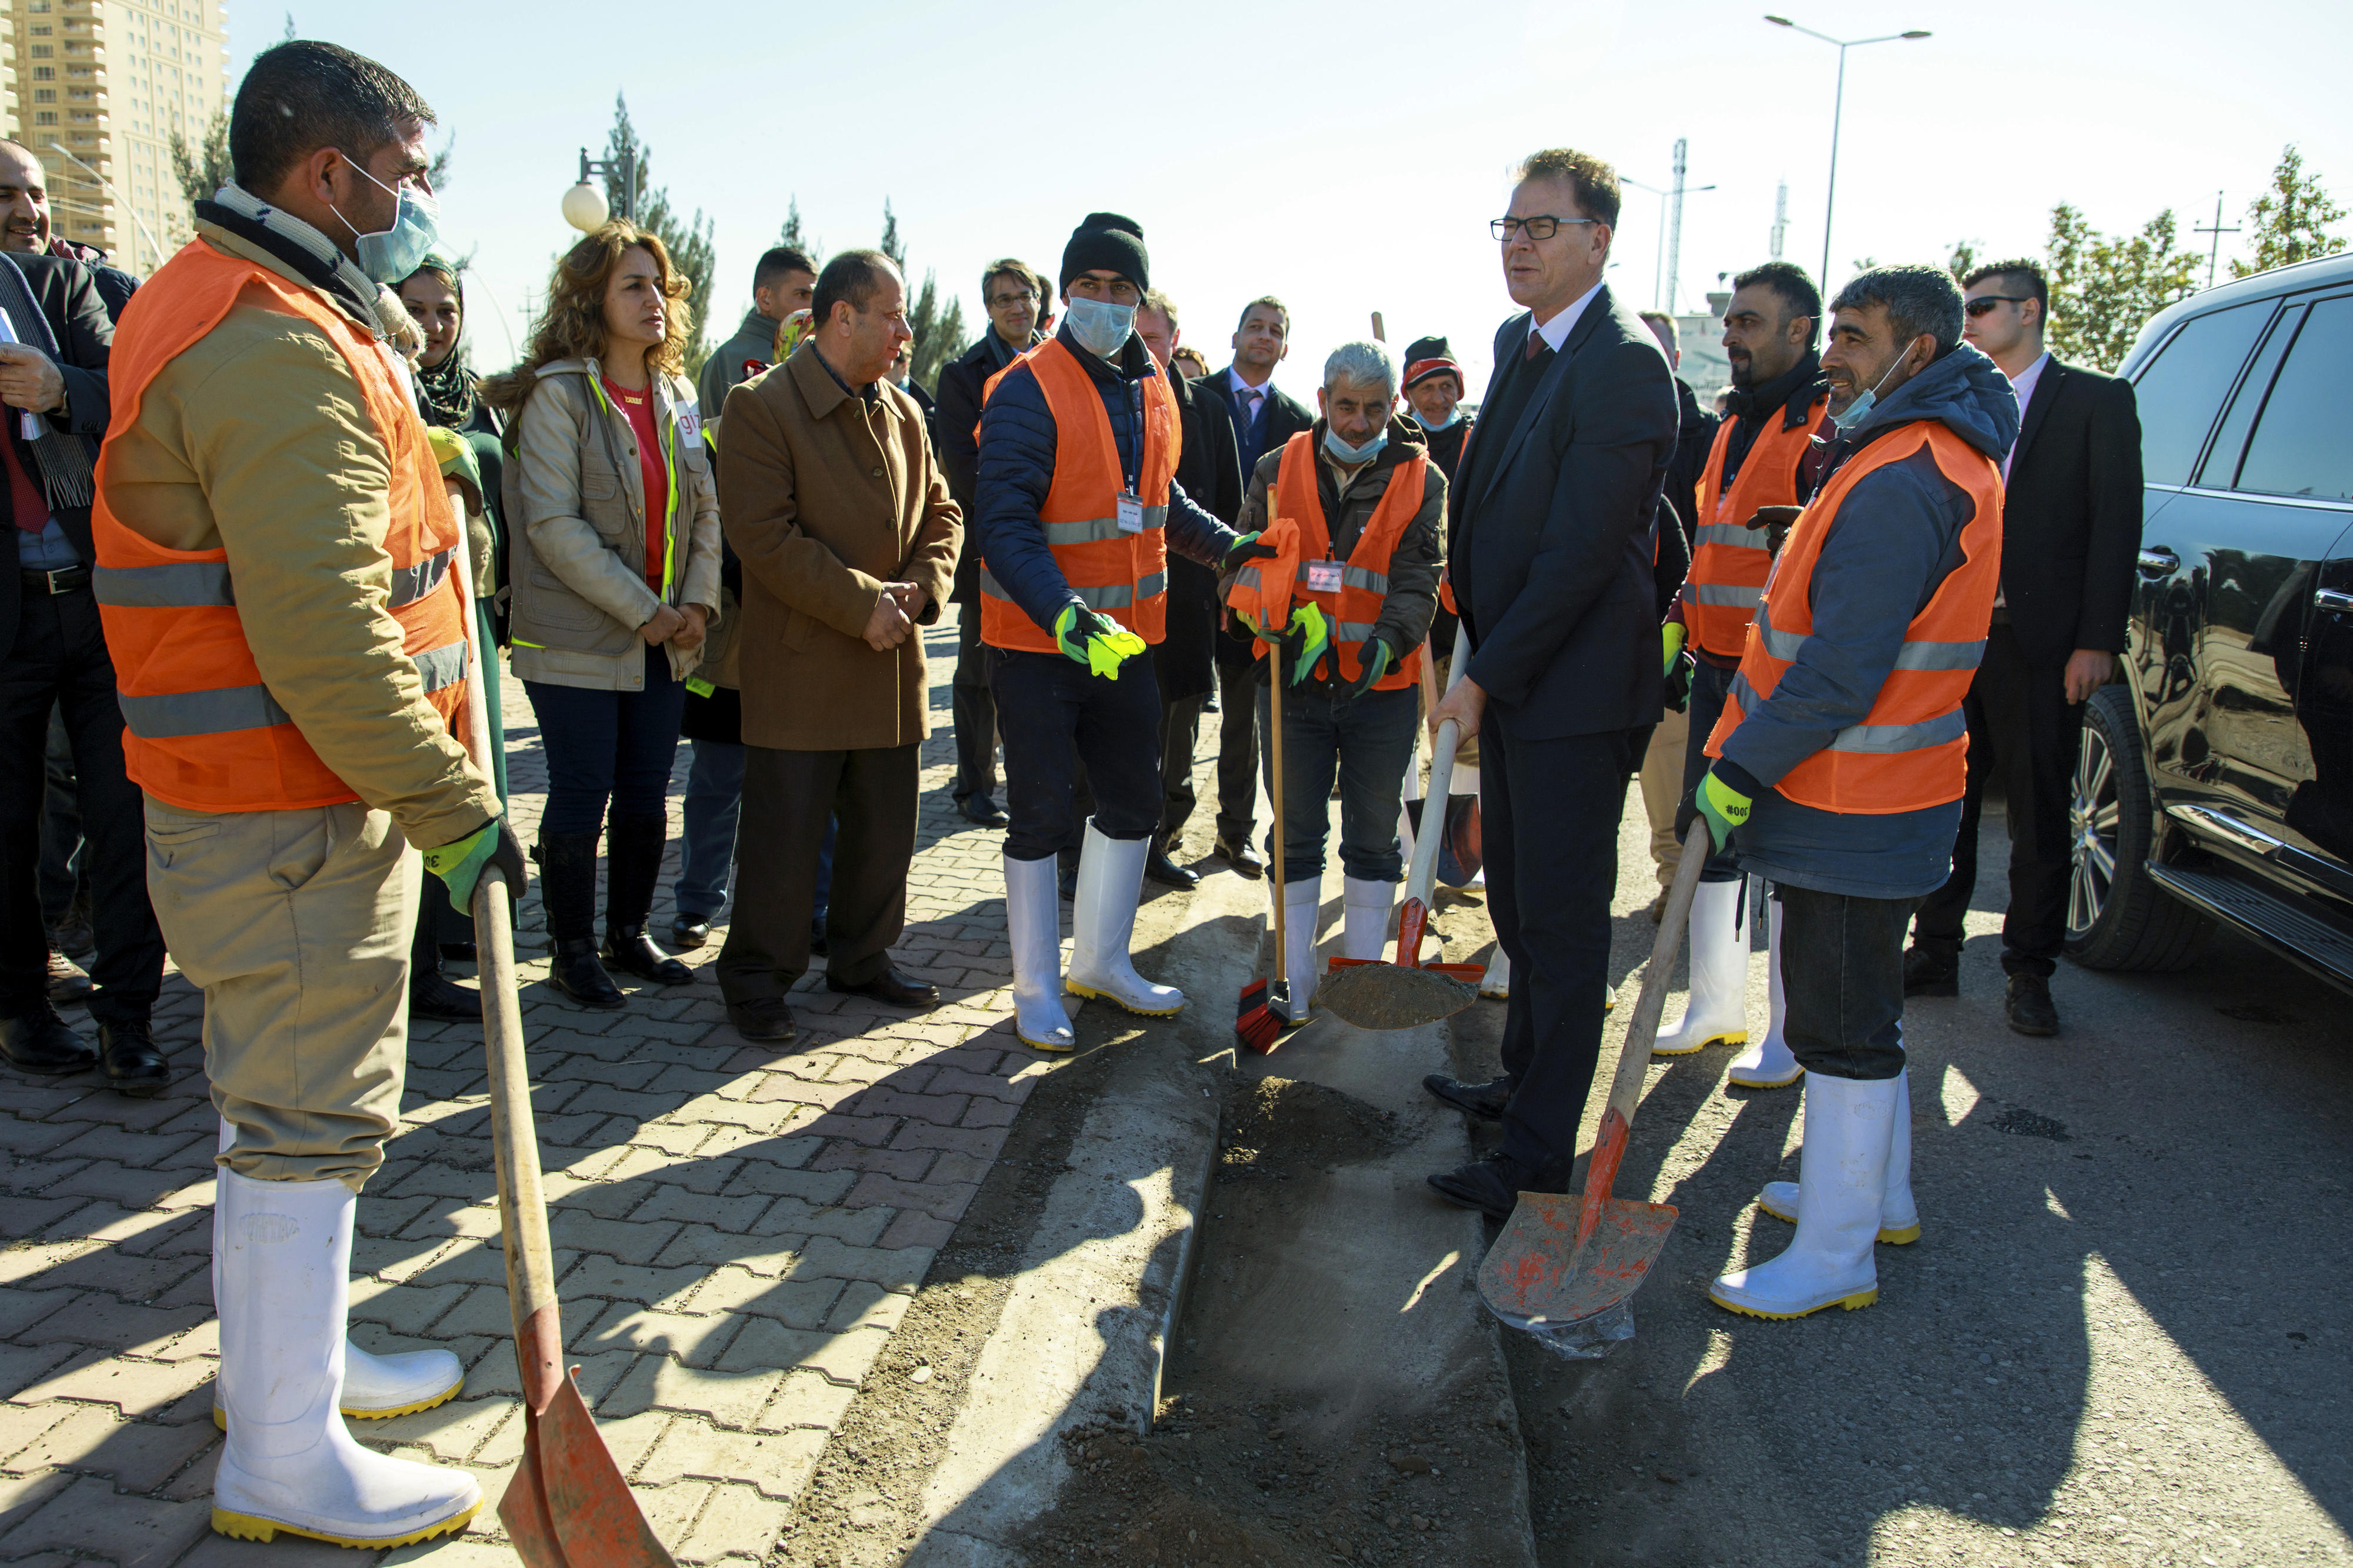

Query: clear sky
[251,0,2353,406]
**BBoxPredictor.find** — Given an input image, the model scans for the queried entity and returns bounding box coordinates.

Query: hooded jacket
[1720,341,2019,899]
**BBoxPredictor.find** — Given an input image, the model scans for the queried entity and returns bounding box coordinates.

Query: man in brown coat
[714,249,961,1042]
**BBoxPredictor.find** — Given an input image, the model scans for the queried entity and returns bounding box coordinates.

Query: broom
[1235,643,1294,1053]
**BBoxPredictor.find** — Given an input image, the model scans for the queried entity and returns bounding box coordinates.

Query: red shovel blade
[1477,1189,1679,1330]
[499,1367,675,1568]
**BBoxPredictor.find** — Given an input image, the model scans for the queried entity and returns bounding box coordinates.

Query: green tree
[602,94,717,373]
[2231,144,2347,279]
[876,199,967,393]
[169,111,232,218]
[1945,239,1980,283]
[780,196,821,265]
[2044,202,2199,372]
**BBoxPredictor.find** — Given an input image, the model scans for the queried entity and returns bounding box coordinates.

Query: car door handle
[2317,588,2353,613]
[2138,547,2180,574]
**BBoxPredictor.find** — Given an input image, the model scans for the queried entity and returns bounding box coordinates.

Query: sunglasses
[1965,295,2034,318]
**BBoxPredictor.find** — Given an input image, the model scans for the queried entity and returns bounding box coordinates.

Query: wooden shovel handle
[1267,655,1286,962]
[1602,825,1712,1130]
[1397,621,1474,963]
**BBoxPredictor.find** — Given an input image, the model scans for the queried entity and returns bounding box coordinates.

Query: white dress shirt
[1528,279,1607,356]
[1226,366,1271,424]
[2001,351,2050,483]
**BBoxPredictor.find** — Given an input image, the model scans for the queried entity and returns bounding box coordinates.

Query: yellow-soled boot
[1711,1072,1894,1319]
[1653,878,1750,1055]
[1757,1066,1918,1243]
[1065,824,1184,1016]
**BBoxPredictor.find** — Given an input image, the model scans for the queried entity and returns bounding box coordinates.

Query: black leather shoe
[551,938,625,1010]
[1213,835,1265,880]
[46,950,94,1006]
[671,913,712,951]
[603,925,693,985]
[98,1020,169,1097]
[960,794,1011,828]
[827,967,940,1009]
[727,997,798,1043]
[409,972,480,1021]
[1902,943,1959,997]
[1427,1153,1561,1221]
[49,903,94,960]
[0,1005,98,1075]
[1423,1073,1512,1122]
[1144,838,1200,889]
[438,940,478,963]
[2005,972,2059,1036]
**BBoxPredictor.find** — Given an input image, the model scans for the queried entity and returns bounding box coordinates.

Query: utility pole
[2194,191,2241,292]
[1771,179,1788,262]
[1666,140,1689,319]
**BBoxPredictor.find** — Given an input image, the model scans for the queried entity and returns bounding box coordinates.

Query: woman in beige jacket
[484,223,721,1009]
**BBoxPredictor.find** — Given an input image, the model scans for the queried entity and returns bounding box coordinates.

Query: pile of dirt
[1217,1075,1404,1185]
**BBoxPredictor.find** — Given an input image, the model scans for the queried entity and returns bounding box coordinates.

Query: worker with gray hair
[1229,338,1445,1013]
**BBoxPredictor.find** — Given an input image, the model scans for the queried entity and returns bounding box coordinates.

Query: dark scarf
[0,252,94,509]
[1723,350,1824,423]
[416,348,479,429]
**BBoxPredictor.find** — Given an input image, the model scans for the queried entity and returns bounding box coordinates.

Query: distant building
[1673,291,1733,406]
[0,0,234,277]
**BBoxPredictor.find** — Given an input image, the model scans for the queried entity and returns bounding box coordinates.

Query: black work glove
[421,818,529,914]
[1664,648,1693,713]
[1221,529,1279,575]
[1342,633,1398,701]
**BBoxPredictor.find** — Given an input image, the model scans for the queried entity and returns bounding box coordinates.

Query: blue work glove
[1053,603,1147,679]
[1676,762,1756,853]
[420,818,528,915]
[1342,633,1396,701]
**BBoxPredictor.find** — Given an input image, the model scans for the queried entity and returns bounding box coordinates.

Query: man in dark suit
[0,249,169,1094]
[1903,259,2141,1036]
[1196,296,1313,877]
[1136,290,1244,887]
[1420,148,1680,1215]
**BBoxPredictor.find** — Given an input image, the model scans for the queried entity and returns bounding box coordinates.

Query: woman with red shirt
[484,225,723,1009]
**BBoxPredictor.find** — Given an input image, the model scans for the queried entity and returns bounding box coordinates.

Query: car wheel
[2064,686,2209,971]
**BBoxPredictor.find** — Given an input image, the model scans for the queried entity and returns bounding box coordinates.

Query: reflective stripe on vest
[976,338,1178,653]
[91,237,468,812]
[1685,391,1829,660]
[584,373,686,602]
[1261,431,1428,692]
[1704,419,2003,815]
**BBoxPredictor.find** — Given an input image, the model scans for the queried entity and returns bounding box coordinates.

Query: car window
[2198,304,2301,488]
[2237,295,2353,502]
[2131,300,2269,486]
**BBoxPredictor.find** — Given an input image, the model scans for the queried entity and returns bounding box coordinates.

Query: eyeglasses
[1965,295,2034,318]
[1491,215,1599,242]
[987,289,1038,309]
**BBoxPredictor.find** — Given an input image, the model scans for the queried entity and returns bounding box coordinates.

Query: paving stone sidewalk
[0,615,1052,1565]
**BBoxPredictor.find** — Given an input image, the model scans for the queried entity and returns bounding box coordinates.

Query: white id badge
[1305,559,1344,593]
[1116,491,1145,533]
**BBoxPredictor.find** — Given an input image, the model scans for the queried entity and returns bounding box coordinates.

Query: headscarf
[407,251,481,429]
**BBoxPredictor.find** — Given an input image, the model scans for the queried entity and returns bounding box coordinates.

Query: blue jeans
[989,647,1163,862]
[1255,682,1419,883]
[675,739,744,918]
[522,646,688,838]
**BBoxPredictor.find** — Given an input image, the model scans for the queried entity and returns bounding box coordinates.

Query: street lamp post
[1764,15,1929,290]
[562,146,637,232]
[1624,157,1716,315]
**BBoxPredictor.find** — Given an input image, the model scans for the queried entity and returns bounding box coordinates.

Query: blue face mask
[1064,296,1136,359]
[335,160,443,286]
[1324,426,1387,463]
[1828,351,1907,434]
[1412,407,1461,431]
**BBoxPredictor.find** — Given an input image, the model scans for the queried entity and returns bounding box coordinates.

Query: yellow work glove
[1054,604,1147,679]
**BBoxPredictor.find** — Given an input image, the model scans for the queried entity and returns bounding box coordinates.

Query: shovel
[1475,824,1707,1334]
[1314,621,1485,1030]
[1235,638,1299,1053]
[452,528,675,1568]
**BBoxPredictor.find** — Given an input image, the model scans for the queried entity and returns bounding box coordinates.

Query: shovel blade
[1314,960,1478,1030]
[1477,1189,1679,1331]
[499,1373,675,1568]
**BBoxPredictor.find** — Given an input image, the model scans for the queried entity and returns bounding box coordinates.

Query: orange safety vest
[1253,432,1428,692]
[1682,391,1830,660]
[976,338,1178,653]
[92,240,468,813]
[1706,420,2002,814]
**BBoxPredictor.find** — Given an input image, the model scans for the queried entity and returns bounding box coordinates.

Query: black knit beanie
[1059,212,1149,295]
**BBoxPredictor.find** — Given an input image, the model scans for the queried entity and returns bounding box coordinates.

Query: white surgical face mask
[1412,407,1461,431]
[1065,296,1136,359]
[1829,349,1910,433]
[1324,426,1387,463]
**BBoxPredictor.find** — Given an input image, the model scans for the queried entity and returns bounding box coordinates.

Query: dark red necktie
[1525,332,1544,362]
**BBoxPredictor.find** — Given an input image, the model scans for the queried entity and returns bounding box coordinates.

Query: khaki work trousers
[1637,705,1689,891]
[145,798,417,1190]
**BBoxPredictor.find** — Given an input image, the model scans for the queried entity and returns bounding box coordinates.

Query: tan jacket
[504,357,723,692]
[719,340,960,751]
[96,217,496,849]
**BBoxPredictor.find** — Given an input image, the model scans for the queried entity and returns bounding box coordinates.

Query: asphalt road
[1447,795,2353,1568]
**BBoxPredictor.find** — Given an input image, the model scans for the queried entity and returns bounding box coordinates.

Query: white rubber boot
[1004,852,1075,1052]
[211,1170,481,1546]
[212,1124,462,1430]
[1341,877,1394,962]
[1727,896,1802,1088]
[1653,878,1751,1055]
[1479,946,1511,1000]
[1283,877,1322,1016]
[1757,1066,1919,1243]
[1711,1073,1894,1319]
[1065,825,1184,1016]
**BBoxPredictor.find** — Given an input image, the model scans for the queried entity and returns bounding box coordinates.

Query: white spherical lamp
[561,180,610,233]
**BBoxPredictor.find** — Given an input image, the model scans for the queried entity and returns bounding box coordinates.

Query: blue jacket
[1722,342,2019,899]
[974,323,1239,636]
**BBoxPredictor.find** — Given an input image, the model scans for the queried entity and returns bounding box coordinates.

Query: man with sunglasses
[1417,148,1681,1219]
[1901,260,2142,1036]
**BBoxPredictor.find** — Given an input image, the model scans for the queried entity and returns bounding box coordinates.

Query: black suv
[2067,251,2353,993]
